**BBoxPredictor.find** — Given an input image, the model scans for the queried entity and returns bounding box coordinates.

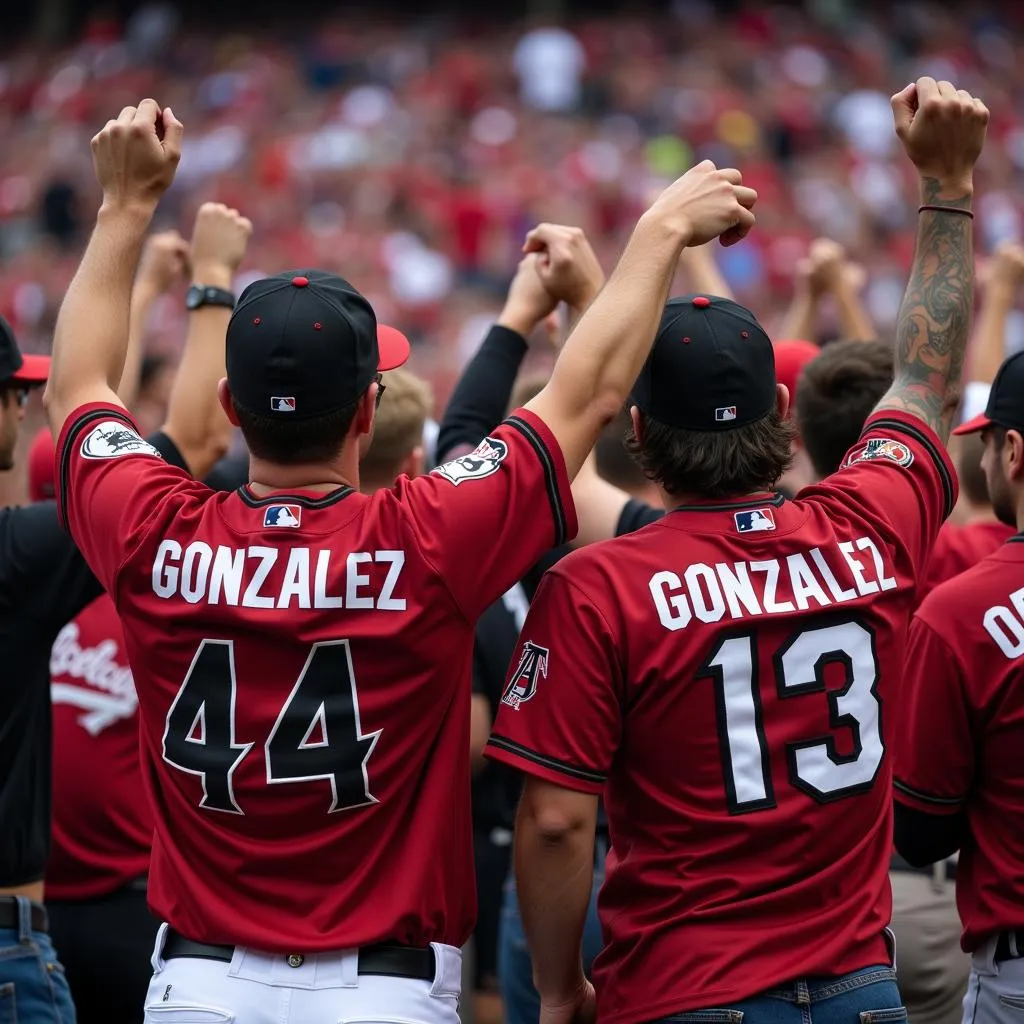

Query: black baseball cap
[226,270,409,420]
[631,294,777,430]
[954,350,1024,436]
[0,315,49,387]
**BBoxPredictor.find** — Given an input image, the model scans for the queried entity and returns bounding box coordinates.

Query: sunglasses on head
[374,373,386,409]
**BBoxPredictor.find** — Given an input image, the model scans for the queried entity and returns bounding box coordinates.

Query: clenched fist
[523,225,606,311]
[645,160,757,247]
[980,241,1024,293]
[189,203,253,287]
[92,99,183,213]
[136,231,190,294]
[891,78,988,193]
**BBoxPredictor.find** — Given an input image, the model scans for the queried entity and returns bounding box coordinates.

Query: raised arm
[970,242,1024,385]
[678,239,734,300]
[874,78,989,441]
[43,100,183,434]
[160,203,251,479]
[121,230,189,407]
[525,162,757,478]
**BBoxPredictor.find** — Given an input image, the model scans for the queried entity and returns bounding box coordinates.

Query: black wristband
[186,284,236,311]
[918,205,974,220]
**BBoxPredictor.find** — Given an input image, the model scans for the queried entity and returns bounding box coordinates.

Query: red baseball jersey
[487,411,954,1024]
[922,519,1013,592]
[54,402,574,952]
[894,534,1024,951]
[47,594,151,900]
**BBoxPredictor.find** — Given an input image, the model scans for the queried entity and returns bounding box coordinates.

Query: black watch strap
[188,285,236,310]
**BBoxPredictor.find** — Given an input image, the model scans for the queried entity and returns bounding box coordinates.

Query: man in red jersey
[894,351,1024,1024]
[41,99,756,1024]
[42,202,251,1024]
[485,77,986,1024]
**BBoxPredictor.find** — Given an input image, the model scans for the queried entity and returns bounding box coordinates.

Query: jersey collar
[668,491,786,514]
[237,485,356,510]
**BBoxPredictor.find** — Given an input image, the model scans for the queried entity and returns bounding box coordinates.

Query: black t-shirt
[472,587,529,834]
[0,430,188,886]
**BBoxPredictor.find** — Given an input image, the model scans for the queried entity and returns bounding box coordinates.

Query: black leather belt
[890,854,957,881]
[162,929,435,980]
[995,930,1024,963]
[0,897,47,933]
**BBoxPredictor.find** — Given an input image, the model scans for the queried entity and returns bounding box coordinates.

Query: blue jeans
[0,897,76,1024]
[498,841,606,1024]
[654,967,906,1024]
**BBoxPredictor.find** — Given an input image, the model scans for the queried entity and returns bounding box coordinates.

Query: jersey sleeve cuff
[893,776,965,815]
[485,735,606,795]
[504,409,579,548]
[55,403,140,531]
[859,410,958,519]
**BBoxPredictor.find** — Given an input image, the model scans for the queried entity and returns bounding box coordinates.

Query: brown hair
[795,339,894,478]
[626,410,795,499]
[234,401,359,465]
[362,368,433,480]
[956,431,990,506]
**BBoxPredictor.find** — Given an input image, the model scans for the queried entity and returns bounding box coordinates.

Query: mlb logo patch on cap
[271,396,296,413]
[264,505,301,528]
[715,406,737,422]
[735,508,776,533]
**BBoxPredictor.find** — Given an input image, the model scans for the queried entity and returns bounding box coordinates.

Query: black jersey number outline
[162,639,379,815]
[698,618,883,814]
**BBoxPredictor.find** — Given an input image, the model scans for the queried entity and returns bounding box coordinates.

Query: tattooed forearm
[876,178,974,440]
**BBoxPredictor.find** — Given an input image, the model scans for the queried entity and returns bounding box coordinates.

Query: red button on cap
[692,296,711,308]
[292,276,309,287]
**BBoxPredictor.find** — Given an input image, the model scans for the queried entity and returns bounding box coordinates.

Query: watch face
[186,286,202,310]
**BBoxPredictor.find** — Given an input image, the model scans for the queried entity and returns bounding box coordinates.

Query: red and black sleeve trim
[863,417,956,519]
[56,406,138,531]
[487,734,606,785]
[894,777,965,807]
[505,414,568,547]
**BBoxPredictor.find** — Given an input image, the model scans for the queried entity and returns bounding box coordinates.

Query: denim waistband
[760,967,898,1004]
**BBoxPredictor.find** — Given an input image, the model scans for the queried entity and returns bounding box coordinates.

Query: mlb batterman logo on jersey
[263,504,301,528]
[501,641,549,710]
[735,507,776,533]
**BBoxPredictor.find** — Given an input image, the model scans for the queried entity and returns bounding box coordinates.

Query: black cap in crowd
[955,351,1024,437]
[226,270,409,420]
[0,315,49,388]
[630,294,777,430]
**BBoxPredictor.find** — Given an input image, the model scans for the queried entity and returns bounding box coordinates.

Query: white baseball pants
[142,923,463,1024]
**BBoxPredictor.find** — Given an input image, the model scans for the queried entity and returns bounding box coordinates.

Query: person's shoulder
[917,547,1014,623]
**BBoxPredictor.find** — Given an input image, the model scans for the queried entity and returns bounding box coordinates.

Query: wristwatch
[186,284,236,311]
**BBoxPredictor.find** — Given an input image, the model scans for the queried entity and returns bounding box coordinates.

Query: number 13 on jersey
[699,618,884,814]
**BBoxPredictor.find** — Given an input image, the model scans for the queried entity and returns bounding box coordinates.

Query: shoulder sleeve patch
[80,421,165,461]
[433,435,508,486]
[844,437,914,469]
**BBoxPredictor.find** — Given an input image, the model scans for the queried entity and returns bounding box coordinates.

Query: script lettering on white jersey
[983,585,1024,660]
[50,622,138,734]
[650,536,897,631]
[152,541,407,610]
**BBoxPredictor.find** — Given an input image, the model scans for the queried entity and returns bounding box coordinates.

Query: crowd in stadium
[1,4,1024,1024]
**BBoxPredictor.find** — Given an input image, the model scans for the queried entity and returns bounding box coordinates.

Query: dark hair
[795,339,894,478]
[956,431,991,506]
[140,353,173,392]
[595,411,650,492]
[234,401,359,464]
[626,409,795,499]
